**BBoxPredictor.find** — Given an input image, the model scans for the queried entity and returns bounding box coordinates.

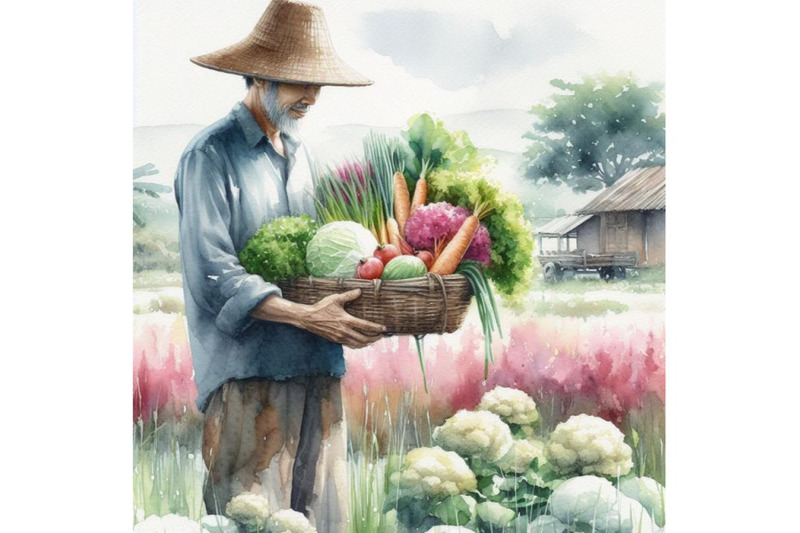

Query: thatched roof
[576,166,665,214]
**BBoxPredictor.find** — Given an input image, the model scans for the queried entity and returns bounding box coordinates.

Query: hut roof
[576,166,665,214]
[536,214,594,236]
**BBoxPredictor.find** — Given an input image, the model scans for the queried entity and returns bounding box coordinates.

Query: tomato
[357,256,384,280]
[373,244,401,265]
[415,250,434,271]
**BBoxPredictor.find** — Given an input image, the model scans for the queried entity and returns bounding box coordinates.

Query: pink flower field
[133,310,665,433]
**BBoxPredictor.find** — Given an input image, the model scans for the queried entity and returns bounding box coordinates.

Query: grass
[133,393,665,530]
[132,415,206,523]
[529,265,665,294]
[529,296,628,318]
[133,269,183,289]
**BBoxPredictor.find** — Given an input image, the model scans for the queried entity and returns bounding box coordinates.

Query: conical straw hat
[191,0,372,87]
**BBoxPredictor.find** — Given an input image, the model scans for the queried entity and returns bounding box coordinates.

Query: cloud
[361,9,591,90]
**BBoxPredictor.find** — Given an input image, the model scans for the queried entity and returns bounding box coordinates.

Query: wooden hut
[574,165,666,267]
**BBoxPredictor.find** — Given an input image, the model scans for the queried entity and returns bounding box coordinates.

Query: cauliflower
[424,527,475,533]
[549,476,656,533]
[619,477,665,527]
[433,410,513,462]
[133,514,201,533]
[265,509,316,533]
[200,515,240,533]
[475,501,515,527]
[528,515,567,533]
[225,493,271,530]
[392,446,477,497]
[476,386,539,426]
[494,438,547,473]
[544,414,633,477]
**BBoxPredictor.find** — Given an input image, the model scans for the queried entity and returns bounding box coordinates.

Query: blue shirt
[174,102,345,412]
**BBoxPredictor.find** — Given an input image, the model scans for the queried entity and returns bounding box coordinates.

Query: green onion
[413,335,429,393]
[457,260,503,379]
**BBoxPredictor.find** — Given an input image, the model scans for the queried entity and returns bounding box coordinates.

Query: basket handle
[428,273,448,334]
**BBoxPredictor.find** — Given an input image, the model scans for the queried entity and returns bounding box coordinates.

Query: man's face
[260,81,321,135]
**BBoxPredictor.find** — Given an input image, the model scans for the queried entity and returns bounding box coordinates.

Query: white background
[1,1,798,531]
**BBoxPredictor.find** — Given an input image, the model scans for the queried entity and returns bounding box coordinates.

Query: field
[132,267,665,532]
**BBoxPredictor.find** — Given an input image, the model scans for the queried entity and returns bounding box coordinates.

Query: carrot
[379,220,389,246]
[387,218,402,250]
[410,177,427,215]
[393,171,411,234]
[429,215,480,275]
[398,235,415,256]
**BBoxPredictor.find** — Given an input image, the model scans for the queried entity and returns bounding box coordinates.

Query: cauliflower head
[544,414,633,477]
[265,509,316,533]
[200,515,239,533]
[477,386,539,426]
[433,410,513,462]
[133,514,201,533]
[393,446,477,498]
[225,493,271,529]
[494,438,547,473]
[550,476,657,533]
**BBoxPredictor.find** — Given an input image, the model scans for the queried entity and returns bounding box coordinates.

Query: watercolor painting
[133,1,665,532]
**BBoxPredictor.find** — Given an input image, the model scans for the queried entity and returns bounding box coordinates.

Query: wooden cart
[538,250,639,283]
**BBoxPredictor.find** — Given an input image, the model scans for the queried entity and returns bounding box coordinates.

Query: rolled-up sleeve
[175,148,281,336]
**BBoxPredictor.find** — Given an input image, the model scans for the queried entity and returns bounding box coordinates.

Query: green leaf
[431,495,477,527]
[394,496,434,530]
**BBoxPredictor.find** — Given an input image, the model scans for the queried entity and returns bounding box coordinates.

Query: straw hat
[191,0,372,87]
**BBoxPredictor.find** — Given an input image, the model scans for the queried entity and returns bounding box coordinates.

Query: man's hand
[250,289,387,349]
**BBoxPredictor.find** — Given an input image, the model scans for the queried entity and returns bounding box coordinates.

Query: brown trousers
[202,376,348,533]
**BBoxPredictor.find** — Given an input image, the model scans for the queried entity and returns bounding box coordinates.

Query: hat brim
[191,39,373,87]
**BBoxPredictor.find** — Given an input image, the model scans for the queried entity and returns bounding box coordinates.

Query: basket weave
[277,274,473,335]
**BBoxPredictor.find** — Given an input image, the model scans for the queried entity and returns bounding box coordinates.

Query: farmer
[174,1,382,530]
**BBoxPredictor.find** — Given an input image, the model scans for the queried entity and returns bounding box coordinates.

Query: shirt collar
[232,102,301,156]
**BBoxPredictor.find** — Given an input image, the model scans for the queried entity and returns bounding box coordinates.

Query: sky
[133,0,665,135]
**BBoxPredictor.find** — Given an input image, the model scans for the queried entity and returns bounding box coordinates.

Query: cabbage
[382,256,428,280]
[306,221,378,278]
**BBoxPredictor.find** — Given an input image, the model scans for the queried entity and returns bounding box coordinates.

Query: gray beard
[263,82,302,136]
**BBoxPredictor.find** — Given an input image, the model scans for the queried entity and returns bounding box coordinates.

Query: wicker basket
[277,274,473,335]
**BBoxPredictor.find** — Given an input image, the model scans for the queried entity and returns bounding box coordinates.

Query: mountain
[132,109,589,221]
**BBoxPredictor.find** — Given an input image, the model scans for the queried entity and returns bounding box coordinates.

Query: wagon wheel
[614,267,627,280]
[599,266,615,282]
[543,262,563,284]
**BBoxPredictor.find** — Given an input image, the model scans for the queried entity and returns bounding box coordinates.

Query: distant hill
[134,124,205,189]
[441,109,533,154]
[132,108,590,224]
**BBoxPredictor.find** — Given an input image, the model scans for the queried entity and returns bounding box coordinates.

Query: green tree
[133,163,171,227]
[523,74,665,193]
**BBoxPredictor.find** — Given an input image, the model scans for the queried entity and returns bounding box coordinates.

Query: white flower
[494,438,547,473]
[265,509,316,533]
[133,514,201,533]
[544,414,633,476]
[433,410,513,462]
[477,386,540,426]
[393,446,477,498]
[549,476,656,533]
[226,493,271,529]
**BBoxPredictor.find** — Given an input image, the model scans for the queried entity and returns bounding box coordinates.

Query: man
[174,1,383,530]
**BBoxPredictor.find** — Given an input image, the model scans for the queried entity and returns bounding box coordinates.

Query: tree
[523,74,665,193]
[133,163,171,227]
